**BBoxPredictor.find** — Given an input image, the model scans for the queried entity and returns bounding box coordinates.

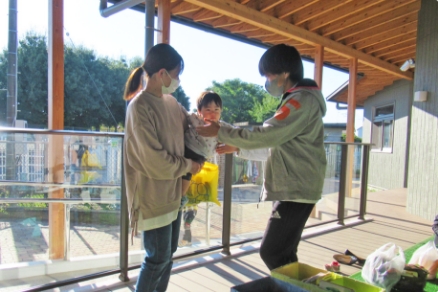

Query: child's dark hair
[258,44,303,84]
[197,91,222,111]
[123,43,184,100]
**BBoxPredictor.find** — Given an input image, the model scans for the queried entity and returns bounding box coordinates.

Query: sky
[0,0,363,129]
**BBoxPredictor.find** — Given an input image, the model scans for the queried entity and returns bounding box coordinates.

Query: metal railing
[0,128,372,291]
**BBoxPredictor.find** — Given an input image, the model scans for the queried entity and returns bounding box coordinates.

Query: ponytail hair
[123,67,144,101]
[123,43,184,101]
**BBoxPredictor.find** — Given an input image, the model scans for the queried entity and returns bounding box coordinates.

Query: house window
[372,104,394,151]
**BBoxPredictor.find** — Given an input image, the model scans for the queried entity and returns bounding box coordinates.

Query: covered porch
[1,188,433,291]
[1,0,438,291]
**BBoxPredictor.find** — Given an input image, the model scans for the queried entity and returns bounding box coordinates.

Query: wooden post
[311,45,324,218]
[346,58,358,143]
[48,0,65,260]
[346,58,358,198]
[157,0,171,44]
[314,45,324,88]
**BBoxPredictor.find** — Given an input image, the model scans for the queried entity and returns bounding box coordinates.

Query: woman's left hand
[196,119,220,137]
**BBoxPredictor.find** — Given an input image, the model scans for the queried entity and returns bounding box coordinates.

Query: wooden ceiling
[127,0,421,105]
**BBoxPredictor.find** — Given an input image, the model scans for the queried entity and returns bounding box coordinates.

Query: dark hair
[258,44,303,84]
[123,43,184,100]
[197,91,222,111]
[123,67,144,100]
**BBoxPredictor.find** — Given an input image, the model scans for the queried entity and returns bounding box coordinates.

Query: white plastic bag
[408,240,438,270]
[362,242,406,291]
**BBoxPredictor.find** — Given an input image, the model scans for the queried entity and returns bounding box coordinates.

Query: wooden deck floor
[2,188,435,292]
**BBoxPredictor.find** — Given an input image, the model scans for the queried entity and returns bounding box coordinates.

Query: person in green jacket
[197,44,327,270]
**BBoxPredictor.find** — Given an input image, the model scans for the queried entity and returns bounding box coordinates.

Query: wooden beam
[244,29,275,38]
[306,0,386,32]
[171,1,199,15]
[376,44,417,59]
[290,0,351,26]
[332,4,419,41]
[353,21,417,50]
[158,0,171,44]
[259,0,286,12]
[370,38,416,56]
[48,0,65,261]
[320,0,416,37]
[192,9,221,22]
[258,35,290,43]
[364,31,416,54]
[228,22,259,33]
[211,16,242,28]
[314,45,324,88]
[345,19,418,46]
[386,52,416,64]
[276,0,319,19]
[346,58,358,143]
[184,0,413,80]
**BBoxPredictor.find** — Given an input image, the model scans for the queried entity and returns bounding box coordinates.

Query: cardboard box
[271,262,385,292]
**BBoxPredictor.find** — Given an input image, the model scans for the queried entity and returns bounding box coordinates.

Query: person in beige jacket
[123,43,201,292]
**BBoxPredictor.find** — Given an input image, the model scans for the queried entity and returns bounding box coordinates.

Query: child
[179,91,235,246]
[181,91,227,196]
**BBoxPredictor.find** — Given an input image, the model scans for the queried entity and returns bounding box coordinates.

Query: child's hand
[196,119,220,137]
[216,144,239,155]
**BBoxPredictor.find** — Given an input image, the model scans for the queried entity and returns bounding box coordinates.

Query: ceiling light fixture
[400,58,415,72]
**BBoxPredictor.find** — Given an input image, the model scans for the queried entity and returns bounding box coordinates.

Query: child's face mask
[161,70,180,94]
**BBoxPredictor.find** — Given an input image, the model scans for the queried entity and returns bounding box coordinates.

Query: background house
[324,123,346,142]
[327,0,438,220]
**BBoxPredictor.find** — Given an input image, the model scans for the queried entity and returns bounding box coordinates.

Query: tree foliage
[173,86,190,111]
[249,95,279,123]
[206,78,274,124]
[0,33,192,130]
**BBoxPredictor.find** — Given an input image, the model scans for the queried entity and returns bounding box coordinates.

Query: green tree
[173,86,190,111]
[0,33,130,129]
[0,32,49,127]
[249,95,279,122]
[207,79,271,124]
[341,132,362,142]
[64,45,128,129]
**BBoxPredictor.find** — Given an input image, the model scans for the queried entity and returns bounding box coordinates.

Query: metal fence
[0,128,372,292]
[0,133,123,186]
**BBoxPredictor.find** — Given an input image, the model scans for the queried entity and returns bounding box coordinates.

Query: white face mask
[161,70,180,94]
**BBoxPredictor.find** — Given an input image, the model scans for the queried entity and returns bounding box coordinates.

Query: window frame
[371,103,395,153]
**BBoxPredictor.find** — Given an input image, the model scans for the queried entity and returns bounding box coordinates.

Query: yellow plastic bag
[82,149,101,169]
[78,170,101,184]
[186,162,220,206]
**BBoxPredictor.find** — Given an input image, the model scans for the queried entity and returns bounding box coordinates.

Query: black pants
[259,201,315,270]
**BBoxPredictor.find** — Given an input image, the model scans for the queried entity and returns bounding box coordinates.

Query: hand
[216,144,239,155]
[190,161,202,174]
[196,119,220,137]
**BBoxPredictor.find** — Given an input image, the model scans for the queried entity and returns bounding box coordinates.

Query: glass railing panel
[0,131,125,276]
[313,143,363,224]
[0,203,50,264]
[229,156,268,243]
[69,201,121,259]
[313,143,342,224]
[175,155,224,255]
[347,144,363,216]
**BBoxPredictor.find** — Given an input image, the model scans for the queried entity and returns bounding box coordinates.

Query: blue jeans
[135,211,182,292]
